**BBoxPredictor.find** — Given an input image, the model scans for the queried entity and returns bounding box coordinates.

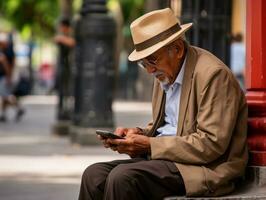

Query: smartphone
[96,130,124,139]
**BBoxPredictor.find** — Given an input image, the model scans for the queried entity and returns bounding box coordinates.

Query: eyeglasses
[137,55,159,69]
[137,45,174,69]
[137,60,147,69]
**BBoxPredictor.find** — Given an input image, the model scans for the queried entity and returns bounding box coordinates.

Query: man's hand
[98,127,143,149]
[106,133,151,158]
[114,127,143,137]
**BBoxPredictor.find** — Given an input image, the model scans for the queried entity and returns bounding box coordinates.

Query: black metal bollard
[70,0,116,145]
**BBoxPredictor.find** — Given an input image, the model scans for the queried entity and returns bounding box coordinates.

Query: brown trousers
[78,158,185,200]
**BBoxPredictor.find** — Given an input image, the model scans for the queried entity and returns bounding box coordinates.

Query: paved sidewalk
[0,96,152,200]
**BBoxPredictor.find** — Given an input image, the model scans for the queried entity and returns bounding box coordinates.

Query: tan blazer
[145,46,248,197]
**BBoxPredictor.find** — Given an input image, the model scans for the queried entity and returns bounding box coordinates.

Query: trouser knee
[79,163,110,200]
[81,163,107,192]
[106,164,138,188]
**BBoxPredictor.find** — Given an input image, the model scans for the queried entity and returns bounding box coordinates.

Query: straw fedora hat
[128,8,193,61]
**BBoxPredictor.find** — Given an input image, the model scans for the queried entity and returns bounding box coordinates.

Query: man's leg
[104,159,185,200]
[0,97,8,121]
[78,158,145,200]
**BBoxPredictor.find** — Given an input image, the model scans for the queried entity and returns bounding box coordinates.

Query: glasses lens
[148,59,156,65]
[147,59,156,66]
[137,60,146,69]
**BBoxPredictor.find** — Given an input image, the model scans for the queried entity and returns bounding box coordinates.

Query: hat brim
[128,23,193,61]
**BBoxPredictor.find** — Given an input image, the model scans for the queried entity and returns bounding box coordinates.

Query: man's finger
[110,145,118,151]
[97,135,106,141]
[107,138,128,146]
[114,127,128,137]
[117,147,127,154]
[103,142,110,148]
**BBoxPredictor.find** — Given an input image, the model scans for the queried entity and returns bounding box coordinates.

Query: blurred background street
[0,96,151,200]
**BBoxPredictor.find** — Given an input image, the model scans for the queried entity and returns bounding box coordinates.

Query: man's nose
[146,65,157,74]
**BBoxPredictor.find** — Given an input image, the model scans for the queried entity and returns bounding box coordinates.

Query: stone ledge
[165,166,266,200]
[165,196,266,200]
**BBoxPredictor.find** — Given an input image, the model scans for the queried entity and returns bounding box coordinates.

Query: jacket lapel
[153,81,165,121]
[177,46,197,135]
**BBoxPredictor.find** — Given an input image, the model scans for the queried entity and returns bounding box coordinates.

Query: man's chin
[153,73,170,86]
[158,78,170,86]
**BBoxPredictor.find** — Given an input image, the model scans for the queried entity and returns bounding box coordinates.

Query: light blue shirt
[230,42,245,75]
[156,56,186,137]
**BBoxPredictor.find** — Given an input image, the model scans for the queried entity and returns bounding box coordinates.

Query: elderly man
[78,8,248,200]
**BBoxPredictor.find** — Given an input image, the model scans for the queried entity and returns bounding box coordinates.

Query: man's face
[138,39,185,86]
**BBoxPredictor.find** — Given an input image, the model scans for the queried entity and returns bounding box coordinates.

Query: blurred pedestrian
[54,18,75,120]
[54,18,75,48]
[0,32,25,122]
[0,33,12,122]
[230,33,246,91]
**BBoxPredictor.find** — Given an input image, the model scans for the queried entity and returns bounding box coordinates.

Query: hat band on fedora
[135,23,181,52]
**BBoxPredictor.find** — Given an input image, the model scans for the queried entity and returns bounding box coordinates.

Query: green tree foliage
[117,0,145,39]
[0,0,59,39]
[119,0,145,23]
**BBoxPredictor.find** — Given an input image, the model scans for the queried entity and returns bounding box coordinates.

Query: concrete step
[165,166,266,200]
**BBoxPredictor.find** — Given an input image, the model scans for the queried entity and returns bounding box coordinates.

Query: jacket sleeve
[150,68,244,164]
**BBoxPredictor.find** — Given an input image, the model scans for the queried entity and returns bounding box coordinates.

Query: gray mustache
[152,71,164,77]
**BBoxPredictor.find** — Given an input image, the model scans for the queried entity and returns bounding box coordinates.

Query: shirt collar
[161,55,187,91]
